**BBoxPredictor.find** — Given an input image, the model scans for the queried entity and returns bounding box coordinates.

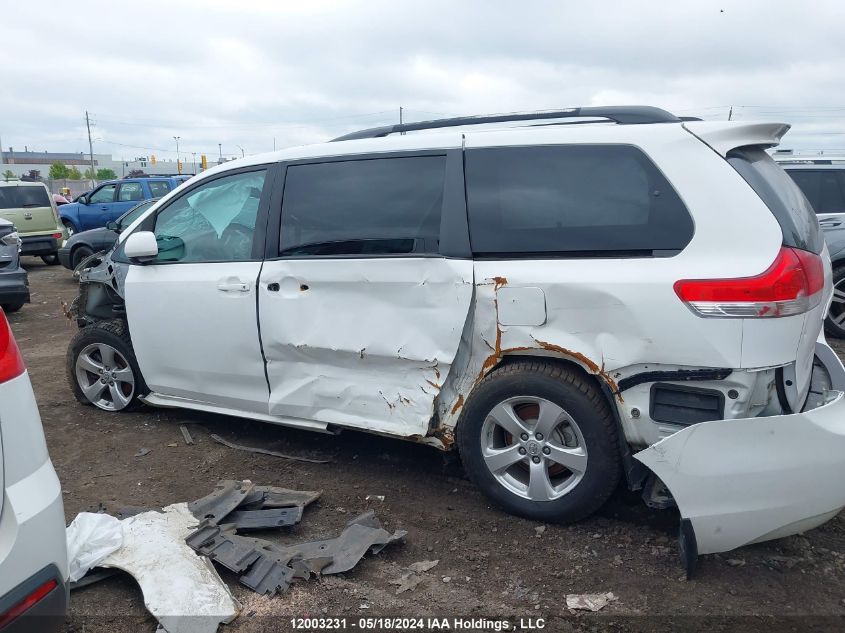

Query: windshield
[118,200,156,229]
[0,185,52,210]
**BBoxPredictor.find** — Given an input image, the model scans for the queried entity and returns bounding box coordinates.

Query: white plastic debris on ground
[565,592,618,612]
[66,512,124,582]
[99,502,239,633]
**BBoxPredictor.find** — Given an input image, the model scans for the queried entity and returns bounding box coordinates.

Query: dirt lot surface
[8,260,845,632]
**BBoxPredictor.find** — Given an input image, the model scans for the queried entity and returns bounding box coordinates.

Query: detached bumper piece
[185,480,406,596]
[635,342,845,576]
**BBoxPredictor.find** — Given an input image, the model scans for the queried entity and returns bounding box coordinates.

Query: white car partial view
[0,308,68,631]
[67,106,845,573]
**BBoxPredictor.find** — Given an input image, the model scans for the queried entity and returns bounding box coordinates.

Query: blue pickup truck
[59,176,189,235]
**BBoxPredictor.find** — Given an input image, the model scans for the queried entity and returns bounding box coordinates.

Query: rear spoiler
[682,121,791,157]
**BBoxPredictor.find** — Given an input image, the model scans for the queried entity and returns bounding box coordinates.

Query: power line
[94,110,396,130]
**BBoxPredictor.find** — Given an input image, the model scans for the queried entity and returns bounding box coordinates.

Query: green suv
[0,181,68,264]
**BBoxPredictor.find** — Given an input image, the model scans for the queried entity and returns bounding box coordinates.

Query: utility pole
[173,136,181,174]
[236,145,245,158]
[191,152,197,174]
[0,132,4,167]
[273,137,276,151]
[728,106,733,121]
[85,111,96,187]
[218,143,222,163]
[399,106,404,135]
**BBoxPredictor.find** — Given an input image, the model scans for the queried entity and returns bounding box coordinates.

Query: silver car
[777,157,845,337]
[0,219,29,313]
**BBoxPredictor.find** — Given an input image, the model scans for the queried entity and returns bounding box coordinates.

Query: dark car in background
[0,219,30,312]
[776,156,845,337]
[59,176,184,236]
[58,198,159,270]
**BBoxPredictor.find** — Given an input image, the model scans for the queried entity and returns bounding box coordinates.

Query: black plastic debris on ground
[184,480,406,596]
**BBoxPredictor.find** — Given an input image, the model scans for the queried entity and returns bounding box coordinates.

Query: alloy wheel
[75,343,135,411]
[480,396,587,501]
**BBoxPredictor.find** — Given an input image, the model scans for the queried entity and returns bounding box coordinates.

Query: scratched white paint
[258,257,473,437]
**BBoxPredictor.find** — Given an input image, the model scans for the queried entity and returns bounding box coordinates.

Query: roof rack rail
[331,106,681,142]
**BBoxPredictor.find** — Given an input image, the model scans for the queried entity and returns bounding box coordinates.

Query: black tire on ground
[62,219,77,236]
[41,253,60,265]
[1,301,25,313]
[457,359,622,523]
[71,245,95,269]
[825,264,845,339]
[66,319,147,412]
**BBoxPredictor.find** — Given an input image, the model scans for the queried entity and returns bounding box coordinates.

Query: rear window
[727,148,823,254]
[783,169,845,215]
[465,145,693,257]
[148,181,172,197]
[0,185,51,210]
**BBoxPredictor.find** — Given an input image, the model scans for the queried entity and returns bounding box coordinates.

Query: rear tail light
[674,246,825,318]
[0,579,58,628]
[52,232,63,240]
[0,308,26,383]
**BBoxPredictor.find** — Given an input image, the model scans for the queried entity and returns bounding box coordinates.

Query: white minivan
[67,107,845,569]
[0,308,68,630]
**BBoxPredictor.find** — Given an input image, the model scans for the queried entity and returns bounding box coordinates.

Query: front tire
[457,360,621,523]
[67,319,146,411]
[71,245,95,269]
[825,264,845,338]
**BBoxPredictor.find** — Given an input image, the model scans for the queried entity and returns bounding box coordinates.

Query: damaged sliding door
[258,150,473,437]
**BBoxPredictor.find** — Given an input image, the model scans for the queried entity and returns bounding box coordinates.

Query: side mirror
[124,231,159,263]
[105,221,119,231]
[78,195,88,205]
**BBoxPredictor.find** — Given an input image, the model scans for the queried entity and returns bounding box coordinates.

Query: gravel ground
[7,259,845,632]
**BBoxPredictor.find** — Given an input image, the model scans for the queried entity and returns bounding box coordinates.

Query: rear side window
[784,170,845,215]
[728,148,822,254]
[279,156,446,256]
[0,185,51,209]
[148,181,172,197]
[118,182,144,202]
[465,145,693,256]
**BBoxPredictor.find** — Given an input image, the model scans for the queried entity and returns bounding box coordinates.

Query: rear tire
[457,360,621,523]
[71,245,95,269]
[825,264,845,338]
[41,253,60,265]
[67,319,147,412]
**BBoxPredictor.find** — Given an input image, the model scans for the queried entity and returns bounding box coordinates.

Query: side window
[118,182,144,202]
[465,145,693,256]
[820,172,845,214]
[279,156,446,256]
[89,184,117,205]
[787,171,823,212]
[148,181,172,198]
[151,169,267,263]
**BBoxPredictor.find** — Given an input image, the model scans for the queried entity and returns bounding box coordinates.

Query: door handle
[217,281,250,293]
[820,220,842,228]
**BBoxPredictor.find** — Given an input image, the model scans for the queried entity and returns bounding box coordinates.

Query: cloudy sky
[2,0,844,161]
